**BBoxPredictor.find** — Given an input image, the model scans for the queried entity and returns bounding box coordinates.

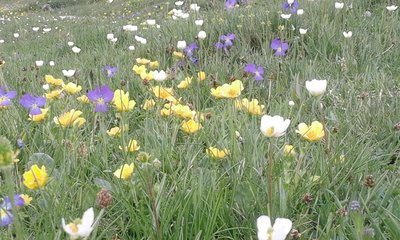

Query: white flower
[42,84,50,91]
[335,2,344,9]
[135,35,147,44]
[296,9,304,15]
[288,101,295,106]
[43,28,51,32]
[190,4,200,11]
[280,14,291,20]
[153,70,167,82]
[195,19,204,26]
[0,40,4,44]
[62,69,76,77]
[305,79,327,96]
[67,41,74,47]
[197,30,207,40]
[62,207,95,240]
[72,46,81,53]
[181,13,190,19]
[35,60,44,67]
[260,115,291,137]
[110,38,118,43]
[386,5,398,11]
[49,61,55,66]
[287,0,294,4]
[13,33,19,38]
[128,45,135,51]
[257,215,292,240]
[146,19,156,26]
[177,40,187,49]
[106,33,114,40]
[32,27,40,32]
[108,0,113,2]
[175,1,184,6]
[299,28,308,34]
[122,24,138,31]
[343,31,352,38]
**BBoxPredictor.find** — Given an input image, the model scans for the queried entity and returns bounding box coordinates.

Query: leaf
[27,153,55,169]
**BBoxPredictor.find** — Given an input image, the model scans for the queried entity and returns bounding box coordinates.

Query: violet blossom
[87,85,114,112]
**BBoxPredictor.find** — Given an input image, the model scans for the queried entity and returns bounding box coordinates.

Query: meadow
[0,0,399,239]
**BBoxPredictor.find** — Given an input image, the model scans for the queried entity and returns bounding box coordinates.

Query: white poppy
[122,24,138,31]
[62,208,95,240]
[13,33,19,38]
[299,28,308,34]
[195,19,204,26]
[49,61,55,66]
[296,9,304,15]
[335,2,344,9]
[62,69,76,77]
[134,35,147,44]
[43,28,51,32]
[386,5,398,11]
[106,33,114,40]
[175,1,184,6]
[0,40,4,43]
[190,4,200,11]
[177,40,187,49]
[287,0,294,4]
[146,19,156,25]
[42,84,50,91]
[128,45,135,51]
[305,79,327,96]
[288,101,295,106]
[343,31,352,38]
[260,115,291,137]
[110,38,117,43]
[257,215,292,240]
[32,27,40,32]
[197,30,207,40]
[72,46,81,53]
[67,41,74,46]
[153,70,167,82]
[280,14,291,20]
[35,60,44,67]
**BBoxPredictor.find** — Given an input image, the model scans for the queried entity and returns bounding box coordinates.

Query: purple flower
[225,0,237,9]
[87,85,114,112]
[19,94,46,115]
[244,64,264,81]
[282,0,299,14]
[184,42,199,57]
[215,33,236,49]
[270,38,289,57]
[102,66,118,78]
[0,87,17,107]
[1,194,28,227]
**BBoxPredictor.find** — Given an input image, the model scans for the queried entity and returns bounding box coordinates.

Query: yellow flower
[20,194,32,205]
[113,163,135,180]
[141,99,156,110]
[211,80,244,99]
[181,119,202,133]
[177,77,192,89]
[197,71,206,81]
[113,90,136,112]
[77,95,90,103]
[171,104,195,119]
[45,89,63,100]
[206,147,229,159]
[132,65,147,75]
[45,75,64,86]
[29,108,49,122]
[140,71,154,81]
[173,51,184,59]
[149,61,159,69]
[119,139,140,152]
[23,164,48,189]
[296,121,325,142]
[136,58,150,65]
[63,82,82,94]
[152,86,177,103]
[283,144,296,156]
[53,109,86,128]
[237,98,264,115]
[107,125,128,137]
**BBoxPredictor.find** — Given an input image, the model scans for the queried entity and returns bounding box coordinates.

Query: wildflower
[299,28,308,35]
[87,85,114,112]
[335,2,344,9]
[62,69,76,78]
[29,108,49,122]
[113,163,135,180]
[146,19,156,26]
[67,41,74,46]
[153,70,167,82]
[184,42,199,57]
[386,5,398,11]
[128,45,135,51]
[102,66,118,78]
[282,0,299,14]
[181,119,202,133]
[195,20,204,26]
[141,99,156,110]
[149,61,159,69]
[62,207,94,240]
[215,33,236,49]
[45,89,63,100]
[63,82,82,94]
[211,80,244,99]
[119,139,140,152]
[140,71,154,81]
[207,147,229,159]
[177,77,192,89]
[197,31,207,40]
[343,31,353,38]
[270,38,289,56]
[152,86,177,103]
[171,104,196,119]
[53,109,86,128]
[0,87,17,108]
[190,3,200,11]
[305,79,327,96]
[49,61,55,66]
[123,24,138,31]
[197,71,206,81]
[20,94,46,115]
[225,0,237,9]
[296,121,325,142]
[0,194,31,226]
[297,9,304,15]
[236,98,265,115]
[173,51,184,59]
[280,14,291,20]
[288,100,295,106]
[107,126,123,137]
[283,144,296,156]
[22,164,48,189]
[177,41,187,50]
[134,35,147,44]
[257,215,292,240]
[35,60,44,67]
[77,95,90,103]
[96,189,112,208]
[132,64,147,75]
[45,75,64,86]
[112,90,136,112]
[71,46,81,53]
[260,115,291,137]
[244,64,264,81]
[106,33,114,40]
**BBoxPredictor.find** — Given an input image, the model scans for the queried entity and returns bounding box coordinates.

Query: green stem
[267,142,273,217]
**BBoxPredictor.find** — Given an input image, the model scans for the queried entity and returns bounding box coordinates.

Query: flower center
[96,98,105,105]
[31,104,38,109]
[265,127,275,137]
[277,47,282,52]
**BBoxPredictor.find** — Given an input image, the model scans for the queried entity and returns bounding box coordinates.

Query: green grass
[0,0,399,239]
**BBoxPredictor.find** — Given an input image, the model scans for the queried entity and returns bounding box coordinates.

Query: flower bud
[96,189,113,209]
